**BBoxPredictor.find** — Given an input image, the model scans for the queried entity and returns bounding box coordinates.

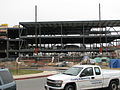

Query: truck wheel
[108,81,118,90]
[64,85,75,90]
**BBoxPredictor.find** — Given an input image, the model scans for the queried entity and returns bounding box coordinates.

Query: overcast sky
[0,0,120,26]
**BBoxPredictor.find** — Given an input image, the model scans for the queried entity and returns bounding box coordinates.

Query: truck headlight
[55,80,63,83]
[55,80,63,87]
[47,79,63,87]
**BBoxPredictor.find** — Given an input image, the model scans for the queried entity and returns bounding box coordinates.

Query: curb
[14,74,54,80]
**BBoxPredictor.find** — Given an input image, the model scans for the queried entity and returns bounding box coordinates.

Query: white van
[0,68,16,90]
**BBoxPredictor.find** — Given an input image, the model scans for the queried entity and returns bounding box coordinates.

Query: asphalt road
[16,77,46,90]
[16,68,65,90]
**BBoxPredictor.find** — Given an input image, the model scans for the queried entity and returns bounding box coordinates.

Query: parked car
[45,65,120,90]
[0,68,16,90]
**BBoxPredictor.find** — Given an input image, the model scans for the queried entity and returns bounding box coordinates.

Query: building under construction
[1,20,120,59]
[0,26,19,59]
[19,20,120,56]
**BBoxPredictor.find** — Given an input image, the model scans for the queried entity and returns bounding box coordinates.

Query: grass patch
[9,69,43,75]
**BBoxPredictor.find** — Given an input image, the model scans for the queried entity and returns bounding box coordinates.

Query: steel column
[61,24,63,50]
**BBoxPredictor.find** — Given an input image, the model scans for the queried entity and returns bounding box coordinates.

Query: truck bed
[102,69,120,76]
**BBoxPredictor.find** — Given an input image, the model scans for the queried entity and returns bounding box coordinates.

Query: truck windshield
[63,67,83,76]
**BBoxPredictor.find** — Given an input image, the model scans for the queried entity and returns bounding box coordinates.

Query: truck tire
[108,81,118,90]
[64,85,75,90]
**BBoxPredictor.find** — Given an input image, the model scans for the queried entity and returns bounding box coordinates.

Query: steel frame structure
[1,20,120,58]
[16,20,120,57]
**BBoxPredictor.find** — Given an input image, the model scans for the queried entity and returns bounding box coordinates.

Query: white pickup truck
[45,65,120,90]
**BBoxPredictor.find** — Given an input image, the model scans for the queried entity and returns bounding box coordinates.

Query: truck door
[78,67,103,89]
[78,67,95,89]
